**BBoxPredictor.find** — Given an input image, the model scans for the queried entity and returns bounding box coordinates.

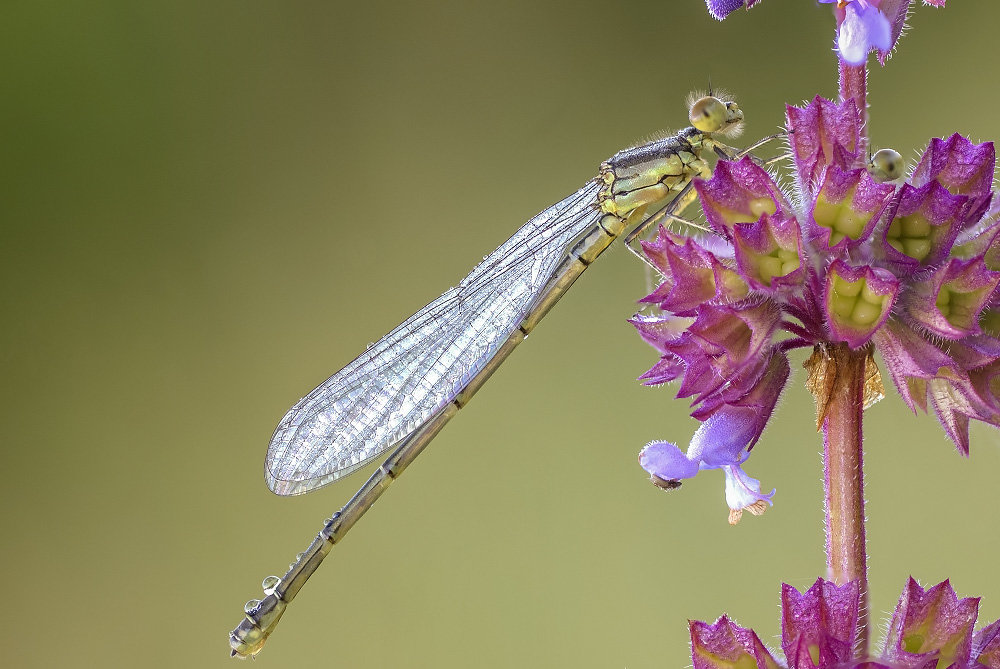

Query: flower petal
[630,312,691,355]
[928,379,976,454]
[875,0,915,65]
[722,463,774,513]
[636,357,684,386]
[838,3,892,65]
[691,351,790,435]
[968,359,1000,415]
[644,302,781,402]
[873,319,955,412]
[638,441,700,482]
[688,406,759,467]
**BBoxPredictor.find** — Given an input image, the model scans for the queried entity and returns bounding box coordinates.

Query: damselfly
[230,94,772,658]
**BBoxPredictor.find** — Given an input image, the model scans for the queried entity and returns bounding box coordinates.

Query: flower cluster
[636,95,998,519]
[689,578,1000,669]
[705,0,946,65]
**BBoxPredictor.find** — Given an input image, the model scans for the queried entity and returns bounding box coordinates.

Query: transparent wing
[265,179,604,495]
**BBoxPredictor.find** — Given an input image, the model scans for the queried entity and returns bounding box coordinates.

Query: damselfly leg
[623,130,786,260]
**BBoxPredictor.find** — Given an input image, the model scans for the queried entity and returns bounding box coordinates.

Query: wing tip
[264,467,309,496]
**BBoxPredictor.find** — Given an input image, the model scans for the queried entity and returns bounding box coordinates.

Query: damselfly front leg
[621,129,787,264]
[605,96,749,269]
[714,131,786,163]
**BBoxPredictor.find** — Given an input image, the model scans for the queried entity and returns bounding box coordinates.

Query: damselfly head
[687,92,743,137]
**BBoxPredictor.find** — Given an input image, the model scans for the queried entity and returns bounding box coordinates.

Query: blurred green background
[2,1,998,667]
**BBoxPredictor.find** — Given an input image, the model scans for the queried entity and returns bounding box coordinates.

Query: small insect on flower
[648,473,683,491]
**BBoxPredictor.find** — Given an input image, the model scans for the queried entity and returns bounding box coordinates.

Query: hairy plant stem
[839,62,869,154]
[822,343,869,657]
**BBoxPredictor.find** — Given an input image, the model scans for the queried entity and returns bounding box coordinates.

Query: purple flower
[688,577,997,669]
[638,353,787,524]
[634,95,998,514]
[827,0,950,65]
[704,0,762,21]
[707,0,947,65]
[819,0,891,65]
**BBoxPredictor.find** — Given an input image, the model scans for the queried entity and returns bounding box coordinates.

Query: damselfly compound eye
[689,96,728,133]
[868,148,904,182]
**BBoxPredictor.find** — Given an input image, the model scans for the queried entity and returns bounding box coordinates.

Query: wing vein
[265,179,603,494]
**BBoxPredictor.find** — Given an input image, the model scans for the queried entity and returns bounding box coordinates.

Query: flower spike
[636,95,999,508]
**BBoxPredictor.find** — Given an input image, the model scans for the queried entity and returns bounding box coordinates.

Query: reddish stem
[823,344,869,656]
[839,62,869,155]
